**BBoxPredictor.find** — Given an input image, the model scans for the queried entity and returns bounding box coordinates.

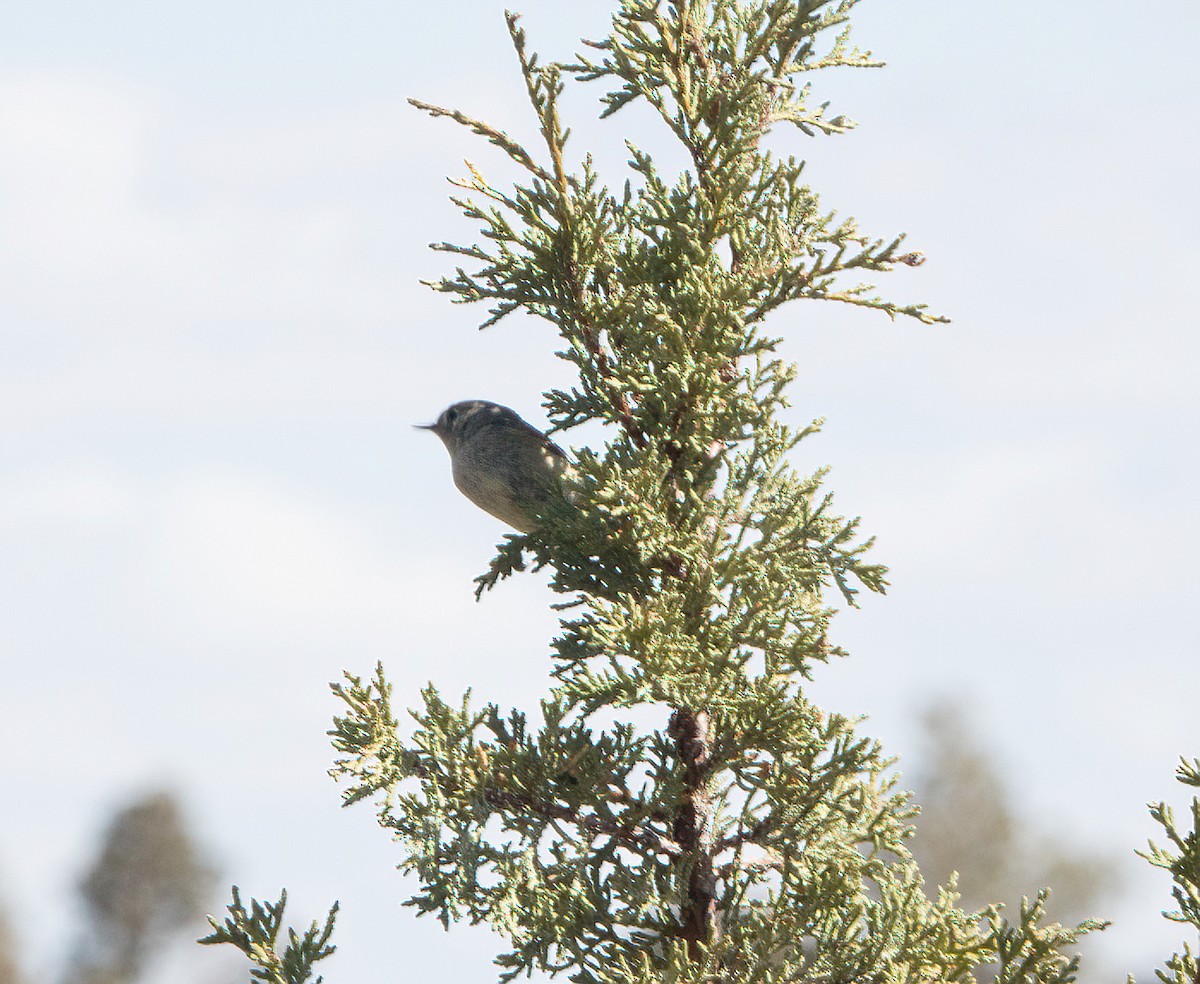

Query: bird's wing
[518,417,568,461]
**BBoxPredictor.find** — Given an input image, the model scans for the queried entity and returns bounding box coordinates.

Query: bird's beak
[413,423,436,431]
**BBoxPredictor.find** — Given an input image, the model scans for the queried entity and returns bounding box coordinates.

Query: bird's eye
[445,408,458,424]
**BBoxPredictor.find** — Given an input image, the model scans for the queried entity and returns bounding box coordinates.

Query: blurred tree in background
[908,700,1118,928]
[63,791,214,984]
[0,892,21,984]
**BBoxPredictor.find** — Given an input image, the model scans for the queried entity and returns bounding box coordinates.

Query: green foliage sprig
[1140,758,1200,984]
[200,889,337,984]
[989,892,1107,984]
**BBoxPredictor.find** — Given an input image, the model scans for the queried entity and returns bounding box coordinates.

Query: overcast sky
[1,2,1197,981]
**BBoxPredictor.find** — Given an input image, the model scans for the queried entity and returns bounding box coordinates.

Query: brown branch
[562,253,647,449]
[482,786,681,859]
[393,745,680,859]
[716,817,771,853]
[668,707,717,960]
[685,29,712,76]
[605,784,673,824]
[716,852,782,880]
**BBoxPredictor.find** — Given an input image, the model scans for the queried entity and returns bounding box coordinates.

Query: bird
[417,400,571,533]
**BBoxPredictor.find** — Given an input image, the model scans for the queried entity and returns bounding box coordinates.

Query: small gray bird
[417,400,571,533]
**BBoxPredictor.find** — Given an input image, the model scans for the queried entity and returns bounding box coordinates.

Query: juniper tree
[203,2,1115,981]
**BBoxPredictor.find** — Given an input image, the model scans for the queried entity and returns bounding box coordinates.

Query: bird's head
[416,400,519,453]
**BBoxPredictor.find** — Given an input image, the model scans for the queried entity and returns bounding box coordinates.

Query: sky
[1,1,1197,981]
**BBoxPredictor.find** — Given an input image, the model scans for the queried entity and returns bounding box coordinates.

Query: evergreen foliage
[335,2,1096,979]
[1140,759,1200,984]
[201,889,338,984]
[205,1,1157,981]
